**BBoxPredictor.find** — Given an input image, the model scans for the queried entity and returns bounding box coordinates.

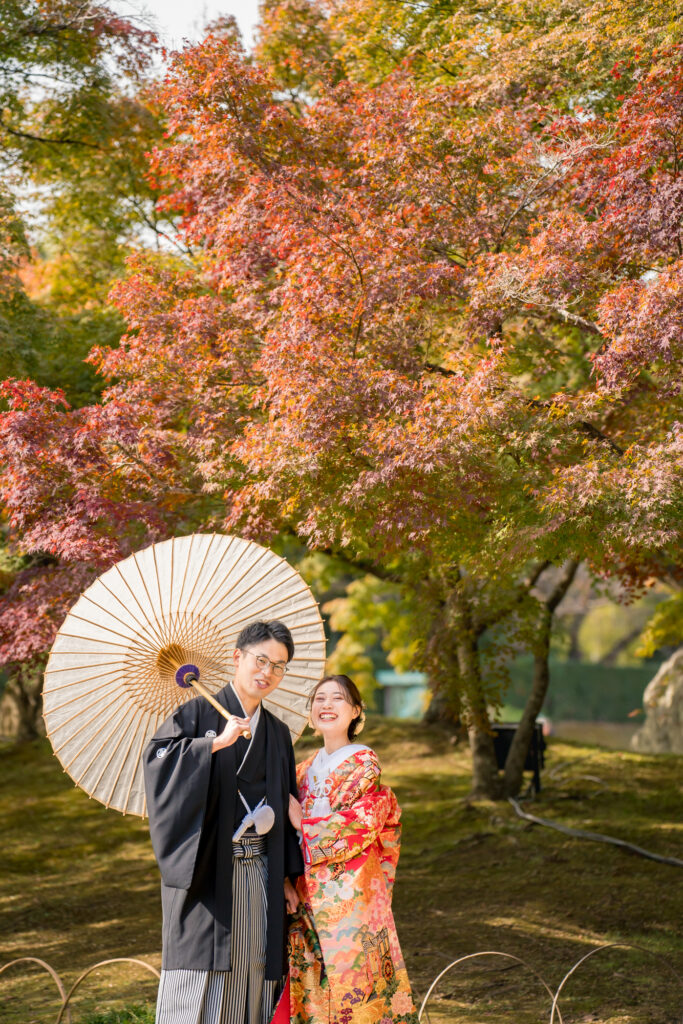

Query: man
[143,619,303,1024]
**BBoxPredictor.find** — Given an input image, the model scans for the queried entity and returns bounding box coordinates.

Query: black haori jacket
[143,684,303,980]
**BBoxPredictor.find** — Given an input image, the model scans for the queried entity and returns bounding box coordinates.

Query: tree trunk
[503,607,551,796]
[451,590,502,799]
[422,587,463,727]
[423,688,459,726]
[602,626,641,666]
[567,614,582,660]
[503,560,579,797]
[469,719,503,798]
[6,663,45,743]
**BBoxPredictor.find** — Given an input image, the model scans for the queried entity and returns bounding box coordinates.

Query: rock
[631,648,683,754]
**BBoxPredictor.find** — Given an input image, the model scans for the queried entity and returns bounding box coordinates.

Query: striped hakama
[156,835,283,1024]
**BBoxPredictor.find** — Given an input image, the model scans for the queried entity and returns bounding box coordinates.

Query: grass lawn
[1,721,682,1023]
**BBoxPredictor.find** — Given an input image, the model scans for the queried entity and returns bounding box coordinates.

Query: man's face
[232,637,289,710]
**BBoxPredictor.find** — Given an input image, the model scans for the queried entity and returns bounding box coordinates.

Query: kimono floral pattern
[288,749,419,1024]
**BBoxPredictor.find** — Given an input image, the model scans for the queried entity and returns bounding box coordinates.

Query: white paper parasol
[43,533,326,817]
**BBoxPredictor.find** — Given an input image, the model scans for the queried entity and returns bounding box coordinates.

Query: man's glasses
[241,649,288,679]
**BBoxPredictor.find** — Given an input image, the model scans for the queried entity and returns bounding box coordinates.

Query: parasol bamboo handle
[189,678,251,739]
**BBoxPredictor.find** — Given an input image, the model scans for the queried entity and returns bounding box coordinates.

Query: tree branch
[522,394,625,456]
[315,545,404,585]
[576,420,624,455]
[473,560,551,635]
[0,117,102,149]
[424,361,459,377]
[542,558,580,614]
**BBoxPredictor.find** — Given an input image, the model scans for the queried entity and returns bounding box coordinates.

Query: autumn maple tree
[0,0,164,736]
[0,5,681,796]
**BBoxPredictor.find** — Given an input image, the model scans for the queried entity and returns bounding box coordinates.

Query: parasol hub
[175,661,251,740]
[175,663,200,689]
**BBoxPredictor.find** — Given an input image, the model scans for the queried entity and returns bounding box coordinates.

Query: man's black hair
[236,620,295,662]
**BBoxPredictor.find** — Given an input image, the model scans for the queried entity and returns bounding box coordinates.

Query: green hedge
[376,658,659,722]
[505,656,656,722]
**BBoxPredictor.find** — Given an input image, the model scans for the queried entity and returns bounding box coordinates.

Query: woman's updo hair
[310,674,366,741]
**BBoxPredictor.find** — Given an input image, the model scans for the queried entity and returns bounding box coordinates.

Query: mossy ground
[1,722,681,1023]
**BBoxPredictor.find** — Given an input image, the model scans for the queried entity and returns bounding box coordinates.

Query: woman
[284,674,419,1024]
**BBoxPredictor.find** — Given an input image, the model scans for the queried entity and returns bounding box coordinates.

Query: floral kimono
[288,744,419,1024]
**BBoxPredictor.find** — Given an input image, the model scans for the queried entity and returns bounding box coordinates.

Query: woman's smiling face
[310,680,359,740]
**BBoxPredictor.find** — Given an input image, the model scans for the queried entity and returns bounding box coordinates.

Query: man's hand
[284,877,299,914]
[288,793,303,831]
[211,715,252,753]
